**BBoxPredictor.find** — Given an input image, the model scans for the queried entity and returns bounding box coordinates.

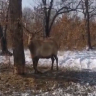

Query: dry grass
[1,63,96,95]
[0,63,81,95]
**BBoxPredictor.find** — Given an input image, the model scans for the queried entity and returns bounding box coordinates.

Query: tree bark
[85,0,92,50]
[9,0,25,75]
[42,0,53,37]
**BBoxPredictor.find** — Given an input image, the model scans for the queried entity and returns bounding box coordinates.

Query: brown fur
[28,36,59,74]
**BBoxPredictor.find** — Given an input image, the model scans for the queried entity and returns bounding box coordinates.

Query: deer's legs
[51,56,54,70]
[33,57,40,74]
[54,55,58,70]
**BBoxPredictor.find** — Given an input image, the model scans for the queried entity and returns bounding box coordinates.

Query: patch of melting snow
[1,50,96,95]
[18,82,94,96]
[1,49,96,71]
[21,93,30,96]
[2,83,96,96]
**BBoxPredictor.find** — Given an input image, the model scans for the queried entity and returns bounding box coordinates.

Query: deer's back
[28,39,58,58]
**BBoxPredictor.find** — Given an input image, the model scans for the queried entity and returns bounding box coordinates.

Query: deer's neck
[28,35,32,45]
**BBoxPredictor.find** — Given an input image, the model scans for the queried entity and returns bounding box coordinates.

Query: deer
[27,33,59,74]
[23,22,59,74]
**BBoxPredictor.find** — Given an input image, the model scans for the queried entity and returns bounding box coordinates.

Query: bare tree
[78,0,96,50]
[39,0,80,37]
[85,0,92,50]
[9,0,25,75]
[0,0,12,56]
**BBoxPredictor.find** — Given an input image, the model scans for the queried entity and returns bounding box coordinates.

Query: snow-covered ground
[1,49,96,96]
[25,49,96,71]
[1,49,96,71]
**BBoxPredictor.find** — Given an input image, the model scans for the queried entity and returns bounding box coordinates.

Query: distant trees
[78,0,96,50]
[9,0,25,75]
[22,0,96,50]
[33,0,80,37]
[0,0,12,55]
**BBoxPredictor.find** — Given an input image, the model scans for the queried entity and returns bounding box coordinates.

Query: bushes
[4,15,96,50]
[51,15,96,50]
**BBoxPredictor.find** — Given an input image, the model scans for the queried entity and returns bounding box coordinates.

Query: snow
[1,49,96,71]
[25,49,96,71]
[1,49,96,96]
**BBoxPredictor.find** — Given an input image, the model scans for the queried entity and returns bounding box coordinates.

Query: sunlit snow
[1,49,96,71]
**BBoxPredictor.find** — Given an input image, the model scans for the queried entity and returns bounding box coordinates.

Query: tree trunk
[9,0,25,75]
[85,0,92,50]
[43,0,51,38]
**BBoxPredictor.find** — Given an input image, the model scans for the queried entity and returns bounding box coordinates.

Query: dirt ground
[0,63,80,95]
[0,63,96,96]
